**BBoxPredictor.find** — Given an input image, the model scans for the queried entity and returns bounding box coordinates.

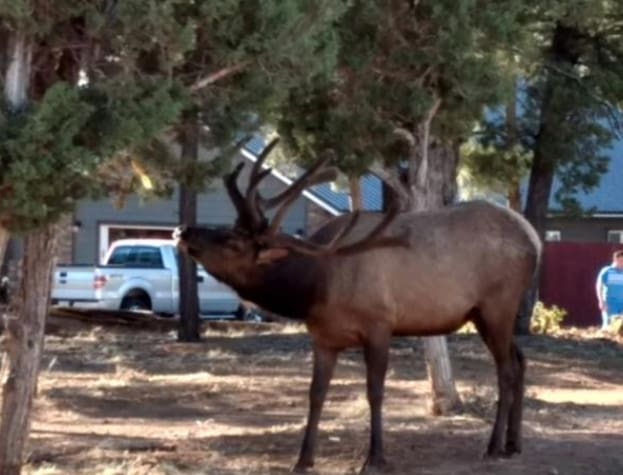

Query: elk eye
[226,240,247,253]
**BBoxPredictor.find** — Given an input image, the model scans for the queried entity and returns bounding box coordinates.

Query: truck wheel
[235,304,263,322]
[120,296,151,312]
[234,304,247,320]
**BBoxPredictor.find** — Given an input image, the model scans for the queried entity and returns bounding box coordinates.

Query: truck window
[135,247,164,267]
[108,246,132,265]
[107,246,163,268]
[172,247,206,273]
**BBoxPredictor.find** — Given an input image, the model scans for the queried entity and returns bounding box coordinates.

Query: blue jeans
[603,300,623,328]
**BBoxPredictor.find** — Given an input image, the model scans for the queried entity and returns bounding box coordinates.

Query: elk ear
[257,247,289,264]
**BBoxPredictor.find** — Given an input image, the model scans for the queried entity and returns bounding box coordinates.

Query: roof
[241,137,383,213]
[309,175,383,212]
[242,134,623,216]
[239,147,342,215]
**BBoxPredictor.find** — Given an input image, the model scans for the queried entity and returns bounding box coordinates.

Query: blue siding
[247,135,383,212]
[310,175,383,212]
[549,138,623,213]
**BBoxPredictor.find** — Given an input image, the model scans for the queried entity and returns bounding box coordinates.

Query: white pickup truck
[51,239,245,318]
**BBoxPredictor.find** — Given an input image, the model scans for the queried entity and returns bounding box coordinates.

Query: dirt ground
[15,321,623,475]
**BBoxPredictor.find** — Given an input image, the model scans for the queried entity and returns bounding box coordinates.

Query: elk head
[174,139,403,286]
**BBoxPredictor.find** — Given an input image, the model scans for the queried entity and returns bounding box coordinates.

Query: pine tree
[459,1,623,333]
[0,2,344,469]
[0,3,186,472]
[276,0,527,414]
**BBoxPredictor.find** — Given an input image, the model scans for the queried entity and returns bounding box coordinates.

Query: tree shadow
[28,422,623,475]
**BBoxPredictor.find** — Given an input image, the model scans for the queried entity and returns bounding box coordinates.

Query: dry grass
[7,322,622,474]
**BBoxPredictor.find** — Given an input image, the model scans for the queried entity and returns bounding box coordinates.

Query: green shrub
[531,301,567,334]
[455,301,567,336]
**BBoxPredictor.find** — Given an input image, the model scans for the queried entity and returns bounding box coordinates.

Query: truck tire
[120,296,151,312]
[235,304,263,322]
[234,304,247,320]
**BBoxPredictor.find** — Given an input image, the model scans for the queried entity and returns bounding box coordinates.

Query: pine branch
[189,61,250,92]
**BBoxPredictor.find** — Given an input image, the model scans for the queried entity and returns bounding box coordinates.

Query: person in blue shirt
[596,250,623,329]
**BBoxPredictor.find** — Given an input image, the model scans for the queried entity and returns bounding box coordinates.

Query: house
[543,137,623,243]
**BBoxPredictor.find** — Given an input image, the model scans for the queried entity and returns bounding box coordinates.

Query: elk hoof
[360,457,389,474]
[504,441,522,457]
[292,460,314,473]
[483,448,505,460]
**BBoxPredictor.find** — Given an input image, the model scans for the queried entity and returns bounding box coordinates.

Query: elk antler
[224,163,258,230]
[245,138,280,226]
[265,151,338,236]
[223,137,280,231]
[225,141,404,256]
[224,142,338,234]
[263,186,406,256]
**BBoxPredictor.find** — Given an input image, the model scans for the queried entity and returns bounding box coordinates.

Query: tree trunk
[1,34,32,280]
[177,117,201,342]
[0,224,60,475]
[505,83,523,214]
[0,229,9,275]
[3,34,31,110]
[348,176,363,211]
[423,335,459,415]
[0,31,38,475]
[524,144,555,244]
[518,138,553,336]
[409,142,462,415]
[519,22,581,335]
[517,133,554,336]
[508,182,522,213]
[515,141,555,335]
[518,79,556,335]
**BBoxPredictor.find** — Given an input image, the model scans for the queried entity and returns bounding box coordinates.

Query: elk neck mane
[234,254,329,320]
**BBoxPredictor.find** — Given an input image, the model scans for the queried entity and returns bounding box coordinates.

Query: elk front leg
[294,345,338,472]
[361,336,390,472]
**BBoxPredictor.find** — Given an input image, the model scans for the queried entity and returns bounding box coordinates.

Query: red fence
[539,242,622,326]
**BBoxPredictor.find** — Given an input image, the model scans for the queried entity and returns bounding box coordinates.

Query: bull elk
[174,142,541,472]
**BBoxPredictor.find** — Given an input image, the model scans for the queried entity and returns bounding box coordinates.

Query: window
[135,247,164,267]
[607,230,623,243]
[545,230,561,242]
[98,224,175,264]
[107,246,163,268]
[107,246,132,265]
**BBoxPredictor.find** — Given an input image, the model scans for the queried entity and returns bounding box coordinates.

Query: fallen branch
[46,307,179,332]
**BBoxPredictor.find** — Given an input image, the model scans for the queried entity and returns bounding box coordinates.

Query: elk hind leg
[472,305,517,458]
[505,341,525,455]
